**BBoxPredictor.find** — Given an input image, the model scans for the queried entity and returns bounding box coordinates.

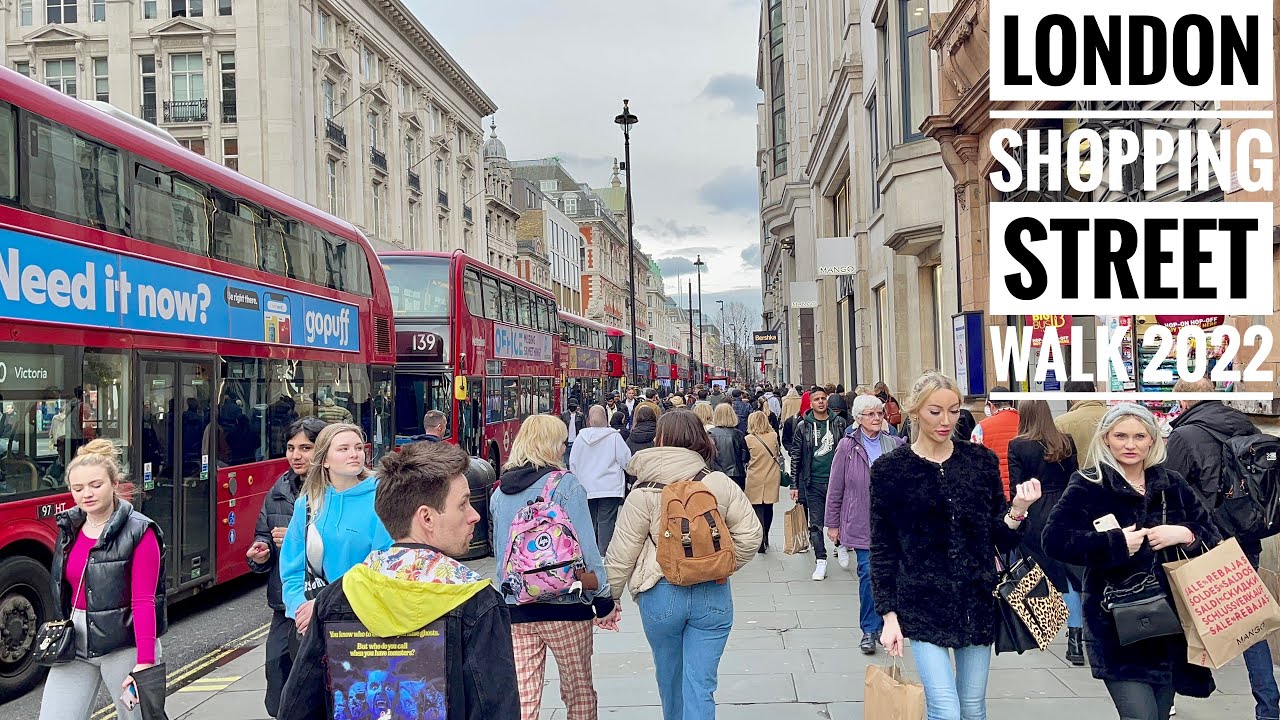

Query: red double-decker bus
[379,252,559,473]
[557,311,610,407]
[0,70,396,698]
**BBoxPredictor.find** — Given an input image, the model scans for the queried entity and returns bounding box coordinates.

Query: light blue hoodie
[280,476,392,618]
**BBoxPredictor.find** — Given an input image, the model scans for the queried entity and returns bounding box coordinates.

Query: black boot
[1066,627,1085,666]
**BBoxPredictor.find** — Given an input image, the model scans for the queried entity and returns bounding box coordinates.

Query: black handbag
[303,503,328,601]
[994,549,1068,654]
[33,555,89,666]
[1102,492,1184,646]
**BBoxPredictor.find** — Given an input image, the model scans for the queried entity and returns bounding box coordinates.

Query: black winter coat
[278,558,519,720]
[788,411,849,490]
[1007,438,1080,593]
[709,426,750,480]
[732,399,752,434]
[869,441,1023,648]
[51,501,167,658]
[626,420,657,455]
[1165,401,1262,555]
[1042,465,1219,695]
[249,469,303,610]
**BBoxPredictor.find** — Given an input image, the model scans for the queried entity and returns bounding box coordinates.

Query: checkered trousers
[511,619,598,720]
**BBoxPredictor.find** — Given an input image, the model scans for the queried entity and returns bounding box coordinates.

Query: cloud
[701,73,762,116]
[637,219,710,239]
[740,244,761,266]
[656,256,699,278]
[550,151,616,181]
[699,167,759,215]
[703,287,764,324]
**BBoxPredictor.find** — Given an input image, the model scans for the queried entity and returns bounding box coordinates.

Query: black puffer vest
[50,500,168,658]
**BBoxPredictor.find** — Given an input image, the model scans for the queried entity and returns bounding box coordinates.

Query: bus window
[536,378,554,414]
[322,232,349,292]
[393,372,452,441]
[501,378,519,421]
[461,376,483,456]
[480,275,500,321]
[484,378,503,424]
[212,194,259,268]
[516,288,531,328]
[463,270,483,317]
[258,214,289,276]
[280,222,317,284]
[519,378,532,420]
[21,112,127,235]
[220,358,268,465]
[346,240,373,297]
[536,300,549,333]
[0,102,14,202]
[499,283,517,325]
[370,367,393,460]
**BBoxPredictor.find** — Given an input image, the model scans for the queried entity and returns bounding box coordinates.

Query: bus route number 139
[397,330,444,361]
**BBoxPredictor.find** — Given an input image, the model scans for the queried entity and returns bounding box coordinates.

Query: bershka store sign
[986,1,1276,402]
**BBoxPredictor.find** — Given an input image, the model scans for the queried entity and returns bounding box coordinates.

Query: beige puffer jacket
[605,445,763,601]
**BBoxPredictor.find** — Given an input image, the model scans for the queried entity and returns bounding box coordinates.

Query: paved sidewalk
[172,502,1265,720]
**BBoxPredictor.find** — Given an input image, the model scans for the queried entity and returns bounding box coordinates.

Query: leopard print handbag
[993,550,1070,654]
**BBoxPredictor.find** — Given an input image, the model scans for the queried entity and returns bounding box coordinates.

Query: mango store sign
[0,229,359,352]
[493,323,552,361]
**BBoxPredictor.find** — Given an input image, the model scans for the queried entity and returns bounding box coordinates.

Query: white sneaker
[1168,705,1175,717]
[836,546,850,569]
[812,559,828,581]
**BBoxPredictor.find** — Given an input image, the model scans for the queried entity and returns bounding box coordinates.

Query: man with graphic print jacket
[787,386,848,581]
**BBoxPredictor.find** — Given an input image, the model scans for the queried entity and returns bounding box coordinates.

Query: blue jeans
[855,549,883,635]
[1245,548,1280,719]
[1064,588,1083,629]
[638,579,734,720]
[912,641,991,720]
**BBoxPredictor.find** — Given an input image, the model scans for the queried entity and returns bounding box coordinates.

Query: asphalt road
[3,574,272,719]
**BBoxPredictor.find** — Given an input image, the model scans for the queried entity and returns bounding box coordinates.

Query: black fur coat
[1042,464,1219,696]
[869,441,1023,648]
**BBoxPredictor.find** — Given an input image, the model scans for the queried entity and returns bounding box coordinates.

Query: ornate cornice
[371,0,497,116]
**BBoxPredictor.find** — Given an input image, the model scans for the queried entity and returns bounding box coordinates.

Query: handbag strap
[71,536,91,610]
[751,434,780,463]
[304,502,325,581]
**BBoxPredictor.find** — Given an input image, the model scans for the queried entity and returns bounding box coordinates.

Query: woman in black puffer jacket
[626,404,660,455]
[709,402,749,490]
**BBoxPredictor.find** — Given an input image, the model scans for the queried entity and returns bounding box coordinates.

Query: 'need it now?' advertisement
[0,228,360,352]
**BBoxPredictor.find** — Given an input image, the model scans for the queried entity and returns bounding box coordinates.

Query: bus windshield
[383,256,451,317]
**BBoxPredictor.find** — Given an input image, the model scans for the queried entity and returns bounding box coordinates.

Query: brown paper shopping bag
[784,503,810,555]
[1164,537,1280,669]
[865,661,926,720]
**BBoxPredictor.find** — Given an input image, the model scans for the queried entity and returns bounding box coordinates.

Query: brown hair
[1015,399,1074,463]
[1172,377,1215,408]
[374,441,470,539]
[655,410,717,465]
[634,404,660,425]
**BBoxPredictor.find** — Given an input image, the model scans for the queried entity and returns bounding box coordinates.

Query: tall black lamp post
[716,299,725,370]
[614,99,639,387]
[693,254,705,382]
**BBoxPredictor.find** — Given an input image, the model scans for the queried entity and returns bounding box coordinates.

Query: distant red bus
[380,252,559,472]
[558,311,610,407]
[0,69,396,698]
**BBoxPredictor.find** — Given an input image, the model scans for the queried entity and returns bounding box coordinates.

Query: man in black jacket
[1165,378,1277,720]
[246,416,325,718]
[560,400,586,465]
[405,410,447,444]
[787,387,849,580]
[279,441,519,720]
[731,389,752,434]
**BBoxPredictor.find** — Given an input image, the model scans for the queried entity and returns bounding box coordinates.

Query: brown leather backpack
[636,469,736,586]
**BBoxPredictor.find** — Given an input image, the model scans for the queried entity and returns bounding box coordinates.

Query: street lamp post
[614,100,639,387]
[716,299,725,370]
[693,254,705,383]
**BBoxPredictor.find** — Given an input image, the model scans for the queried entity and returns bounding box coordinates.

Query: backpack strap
[540,470,567,501]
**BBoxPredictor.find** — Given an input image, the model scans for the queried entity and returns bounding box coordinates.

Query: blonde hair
[505,415,567,471]
[902,371,963,441]
[302,423,370,514]
[693,403,713,426]
[747,410,774,436]
[712,402,738,428]
[1081,403,1167,483]
[66,439,128,503]
[854,385,872,396]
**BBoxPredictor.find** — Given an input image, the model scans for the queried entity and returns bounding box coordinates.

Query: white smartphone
[1093,514,1121,532]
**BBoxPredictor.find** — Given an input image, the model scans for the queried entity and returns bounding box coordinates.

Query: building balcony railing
[462,205,473,223]
[140,104,157,124]
[407,170,421,193]
[163,99,208,123]
[221,100,237,123]
[324,118,347,149]
[437,189,448,207]
[370,147,387,172]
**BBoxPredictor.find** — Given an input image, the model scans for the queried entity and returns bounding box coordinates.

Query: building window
[44,59,77,97]
[435,158,444,189]
[430,104,441,134]
[223,137,238,171]
[875,284,889,381]
[361,48,378,81]
[367,111,380,150]
[403,136,415,168]
[317,9,331,46]
[407,201,418,245]
[178,138,206,155]
[456,129,465,153]
[140,55,157,119]
[15,62,30,78]
[399,78,412,107]
[217,0,230,16]
[19,0,32,25]
[143,0,156,19]
[564,196,577,214]
[900,0,930,142]
[170,53,205,101]
[932,264,945,370]
[321,78,335,119]
[769,0,787,177]
[47,0,76,24]
[93,58,109,101]
[326,158,339,215]
[219,52,236,121]
[539,180,557,192]
[171,0,203,17]
[371,182,383,236]
[91,0,106,21]
[867,92,880,211]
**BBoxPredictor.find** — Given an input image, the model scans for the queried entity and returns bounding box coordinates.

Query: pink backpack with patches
[500,471,586,605]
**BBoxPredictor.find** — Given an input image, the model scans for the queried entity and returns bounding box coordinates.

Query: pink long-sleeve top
[65,528,161,664]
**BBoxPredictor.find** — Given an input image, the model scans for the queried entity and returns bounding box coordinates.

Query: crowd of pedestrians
[36,371,1280,720]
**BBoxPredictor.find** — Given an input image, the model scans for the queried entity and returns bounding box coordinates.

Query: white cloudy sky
[409,0,764,316]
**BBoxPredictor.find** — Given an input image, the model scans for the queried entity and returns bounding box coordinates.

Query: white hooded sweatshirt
[568,426,633,499]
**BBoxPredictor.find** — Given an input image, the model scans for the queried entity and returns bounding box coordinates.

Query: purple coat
[825,428,904,549]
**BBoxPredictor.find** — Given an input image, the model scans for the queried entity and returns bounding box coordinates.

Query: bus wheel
[0,556,53,701]
[487,441,501,478]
